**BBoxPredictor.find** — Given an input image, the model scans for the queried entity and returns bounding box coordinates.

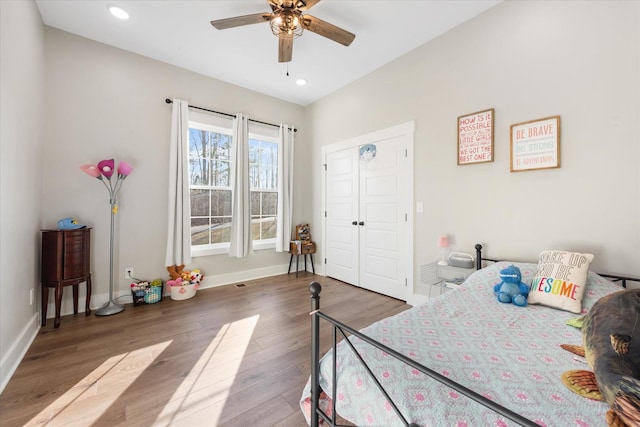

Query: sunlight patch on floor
[154,315,260,425]
[24,340,173,426]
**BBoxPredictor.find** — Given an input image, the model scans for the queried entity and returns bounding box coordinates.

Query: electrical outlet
[125,268,134,279]
[30,289,34,305]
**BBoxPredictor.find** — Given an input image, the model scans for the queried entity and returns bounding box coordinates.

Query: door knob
[352,221,358,226]
[358,221,365,226]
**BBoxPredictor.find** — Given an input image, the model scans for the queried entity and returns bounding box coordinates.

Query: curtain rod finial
[165,98,172,104]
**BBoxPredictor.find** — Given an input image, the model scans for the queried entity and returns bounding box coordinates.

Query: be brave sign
[457,108,494,165]
[510,116,561,172]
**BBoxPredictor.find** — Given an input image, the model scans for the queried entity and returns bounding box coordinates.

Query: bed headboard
[475,244,483,270]
[473,243,638,289]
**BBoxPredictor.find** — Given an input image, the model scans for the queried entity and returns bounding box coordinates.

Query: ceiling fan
[210,0,356,63]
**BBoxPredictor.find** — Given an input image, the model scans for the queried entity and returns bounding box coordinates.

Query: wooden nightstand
[287,241,316,277]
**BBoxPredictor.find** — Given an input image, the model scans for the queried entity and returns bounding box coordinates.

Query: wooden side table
[288,241,316,277]
[41,228,92,328]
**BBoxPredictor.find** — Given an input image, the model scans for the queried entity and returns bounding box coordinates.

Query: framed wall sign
[510,116,561,172]
[457,108,494,165]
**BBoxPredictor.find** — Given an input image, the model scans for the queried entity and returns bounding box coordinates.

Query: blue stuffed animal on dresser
[494,264,529,307]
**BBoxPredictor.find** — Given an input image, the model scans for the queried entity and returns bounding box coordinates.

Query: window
[188,117,279,255]
[249,137,278,243]
[188,123,232,249]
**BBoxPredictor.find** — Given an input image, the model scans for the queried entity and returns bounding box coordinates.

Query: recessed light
[296,79,307,86]
[108,4,129,20]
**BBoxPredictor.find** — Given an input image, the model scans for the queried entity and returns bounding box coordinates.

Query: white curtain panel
[165,98,192,267]
[229,114,253,258]
[276,124,295,252]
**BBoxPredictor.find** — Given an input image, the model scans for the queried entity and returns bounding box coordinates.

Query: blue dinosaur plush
[494,264,529,307]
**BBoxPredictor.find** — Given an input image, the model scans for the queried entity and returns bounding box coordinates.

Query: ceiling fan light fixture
[270,9,303,39]
[296,78,307,86]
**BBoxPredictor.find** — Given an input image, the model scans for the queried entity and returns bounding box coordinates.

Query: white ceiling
[35,0,501,106]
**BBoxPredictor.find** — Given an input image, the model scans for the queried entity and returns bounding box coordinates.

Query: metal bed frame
[308,244,637,427]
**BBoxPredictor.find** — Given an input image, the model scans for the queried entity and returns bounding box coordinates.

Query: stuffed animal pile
[166,264,203,289]
[493,264,529,307]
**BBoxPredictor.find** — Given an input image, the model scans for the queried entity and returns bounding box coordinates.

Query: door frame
[321,121,415,301]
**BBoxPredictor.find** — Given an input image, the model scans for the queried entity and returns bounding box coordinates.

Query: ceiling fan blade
[210,13,270,30]
[268,0,281,12]
[302,15,355,46]
[278,36,293,63]
[297,0,322,11]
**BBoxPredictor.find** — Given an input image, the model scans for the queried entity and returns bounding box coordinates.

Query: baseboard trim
[0,312,39,394]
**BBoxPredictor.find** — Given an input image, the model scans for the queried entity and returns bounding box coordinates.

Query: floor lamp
[81,159,133,316]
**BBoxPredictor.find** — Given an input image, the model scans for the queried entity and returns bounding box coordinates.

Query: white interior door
[323,122,413,301]
[359,136,408,300]
[325,149,359,285]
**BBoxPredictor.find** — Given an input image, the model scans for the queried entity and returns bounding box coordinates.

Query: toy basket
[167,269,203,301]
[131,279,164,306]
[170,283,198,301]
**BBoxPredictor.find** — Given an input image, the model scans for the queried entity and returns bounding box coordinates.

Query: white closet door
[324,129,411,301]
[359,136,408,300]
[325,148,359,285]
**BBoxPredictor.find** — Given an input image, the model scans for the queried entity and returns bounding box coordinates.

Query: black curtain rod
[164,98,296,132]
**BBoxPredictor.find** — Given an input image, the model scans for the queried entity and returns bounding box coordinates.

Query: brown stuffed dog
[166,264,185,280]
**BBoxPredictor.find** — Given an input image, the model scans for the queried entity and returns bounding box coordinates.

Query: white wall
[307,1,640,286]
[0,0,46,391]
[42,28,309,312]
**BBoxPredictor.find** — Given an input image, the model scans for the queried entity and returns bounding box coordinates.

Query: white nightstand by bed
[421,262,475,299]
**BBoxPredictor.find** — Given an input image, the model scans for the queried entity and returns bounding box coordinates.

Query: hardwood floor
[0,273,409,426]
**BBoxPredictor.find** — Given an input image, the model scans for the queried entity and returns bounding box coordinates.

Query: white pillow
[528,250,594,313]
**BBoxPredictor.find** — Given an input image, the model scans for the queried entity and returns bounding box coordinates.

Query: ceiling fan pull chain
[286,62,289,77]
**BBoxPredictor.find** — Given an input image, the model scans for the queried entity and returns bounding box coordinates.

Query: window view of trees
[189,126,232,246]
[188,123,279,248]
[249,138,278,241]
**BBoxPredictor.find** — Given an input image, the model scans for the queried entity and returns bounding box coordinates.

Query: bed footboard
[308,281,539,427]
[309,282,322,427]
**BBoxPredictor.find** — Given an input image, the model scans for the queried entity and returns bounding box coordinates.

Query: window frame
[188,118,280,258]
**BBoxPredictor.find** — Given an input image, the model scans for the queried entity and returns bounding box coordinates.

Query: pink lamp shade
[80,164,101,178]
[117,160,133,177]
[437,235,449,248]
[97,159,115,178]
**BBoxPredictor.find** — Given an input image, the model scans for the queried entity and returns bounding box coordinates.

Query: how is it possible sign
[457,108,494,165]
